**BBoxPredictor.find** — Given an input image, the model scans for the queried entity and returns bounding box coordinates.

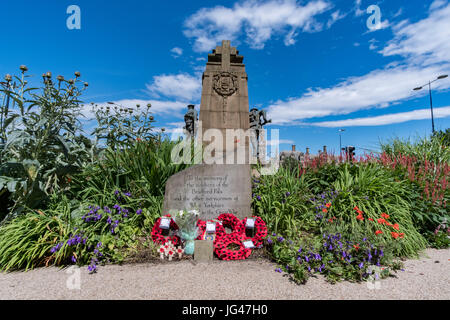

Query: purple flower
[359,262,364,269]
[71,255,77,263]
[256,195,261,201]
[136,208,143,215]
[305,256,309,262]
[277,236,284,242]
[97,242,102,248]
[267,238,273,244]
[124,192,131,197]
[285,192,291,197]
[114,190,119,195]
[275,268,282,273]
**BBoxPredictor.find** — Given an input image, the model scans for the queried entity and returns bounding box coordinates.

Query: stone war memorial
[163,40,256,220]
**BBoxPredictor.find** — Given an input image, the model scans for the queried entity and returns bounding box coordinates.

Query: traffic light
[348,146,356,159]
[342,146,356,161]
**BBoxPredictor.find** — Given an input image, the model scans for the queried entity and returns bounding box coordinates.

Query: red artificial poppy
[375,230,383,235]
[159,248,165,253]
[393,223,400,230]
[325,203,332,208]
[168,250,174,255]
[391,232,399,239]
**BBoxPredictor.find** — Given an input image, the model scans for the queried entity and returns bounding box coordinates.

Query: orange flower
[322,208,328,213]
[381,213,390,219]
[391,232,399,239]
[393,223,400,230]
[377,218,386,224]
[325,203,332,208]
[375,230,383,235]
[356,214,364,221]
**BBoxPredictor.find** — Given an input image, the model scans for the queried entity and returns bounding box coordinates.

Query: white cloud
[82,99,187,120]
[354,0,364,17]
[183,0,332,52]
[327,10,346,28]
[267,139,294,146]
[146,73,202,102]
[368,38,378,50]
[311,106,450,127]
[170,47,183,58]
[266,2,450,125]
[381,2,450,66]
[267,64,449,124]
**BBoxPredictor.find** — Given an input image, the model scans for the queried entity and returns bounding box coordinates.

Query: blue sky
[1,0,450,155]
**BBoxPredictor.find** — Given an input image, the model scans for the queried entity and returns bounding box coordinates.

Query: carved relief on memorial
[213,72,239,97]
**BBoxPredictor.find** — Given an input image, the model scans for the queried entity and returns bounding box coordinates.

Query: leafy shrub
[0,68,91,218]
[0,191,161,272]
[70,138,191,203]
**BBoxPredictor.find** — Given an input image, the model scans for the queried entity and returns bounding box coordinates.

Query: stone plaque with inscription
[163,164,251,220]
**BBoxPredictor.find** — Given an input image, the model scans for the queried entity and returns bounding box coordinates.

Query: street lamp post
[413,74,448,134]
[338,129,345,160]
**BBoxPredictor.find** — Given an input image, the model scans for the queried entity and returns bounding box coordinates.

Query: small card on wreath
[243,240,255,249]
[159,217,171,229]
[245,218,255,229]
[206,222,216,233]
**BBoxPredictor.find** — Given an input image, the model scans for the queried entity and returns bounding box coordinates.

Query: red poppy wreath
[196,219,226,241]
[217,213,241,234]
[214,233,252,260]
[235,216,268,247]
[151,215,180,246]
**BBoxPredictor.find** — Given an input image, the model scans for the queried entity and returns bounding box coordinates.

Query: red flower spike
[375,230,383,235]
[391,232,399,239]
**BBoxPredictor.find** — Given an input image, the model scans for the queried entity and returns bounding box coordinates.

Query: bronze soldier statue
[249,108,271,161]
[184,104,198,137]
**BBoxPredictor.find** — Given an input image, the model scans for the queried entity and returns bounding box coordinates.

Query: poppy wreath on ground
[151,215,180,246]
[196,219,226,241]
[235,216,268,247]
[214,233,252,260]
[217,213,241,235]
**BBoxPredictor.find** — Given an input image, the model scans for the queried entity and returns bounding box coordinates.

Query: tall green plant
[0,67,91,218]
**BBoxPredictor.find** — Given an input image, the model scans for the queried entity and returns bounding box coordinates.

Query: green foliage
[380,133,450,164]
[91,102,156,150]
[0,68,91,217]
[0,191,162,272]
[70,138,191,202]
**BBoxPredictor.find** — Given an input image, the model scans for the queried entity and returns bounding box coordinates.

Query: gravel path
[0,248,448,300]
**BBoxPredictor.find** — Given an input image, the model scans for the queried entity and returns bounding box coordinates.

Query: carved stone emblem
[213,72,238,97]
